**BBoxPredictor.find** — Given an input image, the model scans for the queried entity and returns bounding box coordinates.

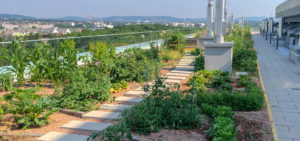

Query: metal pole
[276,33,279,50]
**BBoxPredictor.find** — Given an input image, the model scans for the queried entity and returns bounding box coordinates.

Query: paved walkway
[253,34,300,141]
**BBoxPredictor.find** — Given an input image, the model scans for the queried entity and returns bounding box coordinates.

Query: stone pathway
[37,54,197,141]
[253,34,300,141]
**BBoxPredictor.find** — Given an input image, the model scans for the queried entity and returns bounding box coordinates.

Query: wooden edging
[256,60,279,141]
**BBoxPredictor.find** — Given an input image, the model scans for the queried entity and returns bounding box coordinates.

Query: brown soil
[235,111,273,141]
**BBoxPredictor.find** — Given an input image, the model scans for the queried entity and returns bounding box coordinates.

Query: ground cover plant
[1,89,57,129]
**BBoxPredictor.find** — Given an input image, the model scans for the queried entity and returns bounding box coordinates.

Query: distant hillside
[0,13,267,23]
[0,14,36,20]
[101,16,205,23]
[50,16,87,21]
[0,14,205,23]
[244,16,268,21]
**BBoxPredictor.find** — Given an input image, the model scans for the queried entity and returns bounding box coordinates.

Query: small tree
[165,32,186,51]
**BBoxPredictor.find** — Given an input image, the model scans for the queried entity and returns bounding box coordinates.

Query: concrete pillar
[269,18,273,34]
[204,0,234,72]
[207,0,214,38]
[199,0,215,48]
[231,14,234,29]
[278,17,283,37]
[215,0,225,43]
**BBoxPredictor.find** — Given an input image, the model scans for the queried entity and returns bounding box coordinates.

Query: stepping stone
[165,79,181,84]
[236,72,248,76]
[175,66,194,69]
[100,104,132,112]
[174,67,194,71]
[61,120,112,132]
[83,111,121,121]
[180,59,194,61]
[135,87,144,91]
[125,90,146,97]
[165,76,186,80]
[178,62,193,64]
[166,73,190,77]
[115,96,143,105]
[170,70,193,74]
[37,132,88,141]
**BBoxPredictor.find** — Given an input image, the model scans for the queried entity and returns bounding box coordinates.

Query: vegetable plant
[4,40,28,86]
[0,73,14,92]
[2,89,57,129]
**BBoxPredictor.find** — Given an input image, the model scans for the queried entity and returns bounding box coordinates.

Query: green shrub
[111,48,155,83]
[208,72,233,92]
[237,75,252,87]
[188,70,215,92]
[196,85,264,111]
[191,48,201,56]
[88,121,132,141]
[122,77,204,135]
[55,67,111,111]
[212,106,234,118]
[209,117,237,141]
[195,54,204,71]
[165,32,186,51]
[0,73,14,92]
[2,89,57,129]
[226,26,257,73]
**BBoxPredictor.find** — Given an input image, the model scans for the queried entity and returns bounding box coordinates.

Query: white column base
[204,42,234,72]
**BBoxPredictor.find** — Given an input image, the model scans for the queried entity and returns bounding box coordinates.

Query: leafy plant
[209,117,237,141]
[208,72,233,92]
[111,80,129,93]
[88,122,132,141]
[4,40,28,86]
[122,77,204,135]
[197,84,264,111]
[191,48,201,56]
[237,75,251,87]
[55,67,111,111]
[165,32,186,51]
[28,43,45,85]
[0,73,14,92]
[226,26,257,73]
[2,89,57,129]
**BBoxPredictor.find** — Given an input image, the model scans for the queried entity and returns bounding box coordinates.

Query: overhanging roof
[276,0,300,18]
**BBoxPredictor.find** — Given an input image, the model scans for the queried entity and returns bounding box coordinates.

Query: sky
[0,0,287,19]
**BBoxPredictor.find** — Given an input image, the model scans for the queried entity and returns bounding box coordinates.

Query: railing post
[276,33,279,50]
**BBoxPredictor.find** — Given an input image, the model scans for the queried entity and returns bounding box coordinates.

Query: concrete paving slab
[37,132,88,141]
[125,90,146,97]
[100,104,132,112]
[165,73,190,77]
[253,34,300,140]
[174,67,194,71]
[61,120,112,132]
[175,65,194,68]
[83,111,121,121]
[165,79,181,83]
[165,76,186,80]
[236,72,248,76]
[170,70,193,74]
[115,96,143,105]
